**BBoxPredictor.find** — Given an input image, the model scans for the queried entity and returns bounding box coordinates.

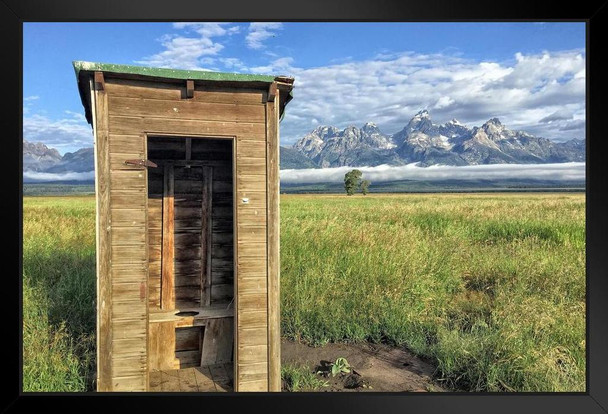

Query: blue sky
[23,22,585,154]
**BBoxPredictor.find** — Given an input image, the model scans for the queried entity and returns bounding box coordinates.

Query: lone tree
[360,179,371,195]
[344,169,362,196]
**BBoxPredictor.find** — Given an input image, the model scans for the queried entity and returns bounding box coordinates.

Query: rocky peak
[311,125,340,140]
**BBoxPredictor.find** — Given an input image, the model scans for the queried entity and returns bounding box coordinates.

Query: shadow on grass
[24,248,97,391]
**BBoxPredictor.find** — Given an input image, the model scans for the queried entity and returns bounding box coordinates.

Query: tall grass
[22,193,585,392]
[281,193,585,392]
[23,197,96,391]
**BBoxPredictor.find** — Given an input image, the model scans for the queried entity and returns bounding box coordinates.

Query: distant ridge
[293,110,585,168]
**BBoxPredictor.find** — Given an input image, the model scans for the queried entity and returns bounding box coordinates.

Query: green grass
[281,193,585,392]
[23,196,96,391]
[22,193,585,392]
[281,363,329,391]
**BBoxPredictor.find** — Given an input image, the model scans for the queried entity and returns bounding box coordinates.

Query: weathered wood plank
[108,134,144,154]
[108,115,266,138]
[176,350,201,368]
[237,344,268,364]
[109,96,266,123]
[160,370,181,392]
[179,367,200,391]
[238,293,267,312]
[210,283,234,303]
[149,370,162,392]
[92,78,113,391]
[112,301,146,320]
[201,318,233,366]
[114,319,147,340]
[111,227,147,246]
[110,170,146,191]
[111,245,146,265]
[238,379,267,392]
[209,364,231,392]
[237,327,268,347]
[105,78,265,105]
[193,366,217,391]
[158,322,177,371]
[176,327,201,351]
[111,375,146,391]
[110,190,146,209]
[238,362,268,384]
[236,175,266,192]
[238,277,267,296]
[268,87,281,393]
[111,265,147,283]
[237,242,266,258]
[109,151,146,171]
[111,208,146,227]
[202,166,212,306]
[161,165,175,310]
[148,323,160,371]
[112,355,147,377]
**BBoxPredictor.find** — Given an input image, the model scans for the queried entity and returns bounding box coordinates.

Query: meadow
[22,192,586,392]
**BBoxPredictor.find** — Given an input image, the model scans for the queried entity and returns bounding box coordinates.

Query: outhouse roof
[73,60,294,124]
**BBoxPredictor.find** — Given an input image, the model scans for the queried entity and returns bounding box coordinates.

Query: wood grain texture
[92,78,113,391]
[109,115,266,138]
[109,96,265,123]
[266,89,281,391]
[201,317,234,366]
[201,166,212,306]
[161,165,175,310]
[105,78,265,105]
[99,76,278,391]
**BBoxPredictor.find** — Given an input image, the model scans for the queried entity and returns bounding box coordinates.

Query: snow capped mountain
[293,122,401,168]
[23,140,62,171]
[293,111,585,167]
[23,140,95,180]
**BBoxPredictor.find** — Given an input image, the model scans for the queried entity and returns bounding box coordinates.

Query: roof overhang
[73,61,294,125]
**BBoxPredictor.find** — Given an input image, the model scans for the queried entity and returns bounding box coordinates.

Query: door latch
[124,159,158,168]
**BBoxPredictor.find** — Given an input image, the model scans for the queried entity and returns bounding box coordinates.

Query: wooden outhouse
[73,61,293,392]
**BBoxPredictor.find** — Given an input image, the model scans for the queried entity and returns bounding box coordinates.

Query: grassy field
[22,193,585,392]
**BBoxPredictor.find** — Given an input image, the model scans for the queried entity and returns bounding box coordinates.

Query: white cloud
[539,109,573,123]
[23,170,95,182]
[23,113,92,154]
[275,49,585,145]
[24,95,39,101]
[219,57,248,71]
[280,162,585,184]
[246,22,282,50]
[249,56,293,74]
[136,23,239,70]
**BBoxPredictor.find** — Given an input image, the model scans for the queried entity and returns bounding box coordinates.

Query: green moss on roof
[73,60,280,83]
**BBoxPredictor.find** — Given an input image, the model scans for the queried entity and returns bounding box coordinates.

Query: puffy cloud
[136,23,239,70]
[275,50,585,145]
[539,109,573,123]
[23,113,92,154]
[280,162,585,184]
[246,22,282,50]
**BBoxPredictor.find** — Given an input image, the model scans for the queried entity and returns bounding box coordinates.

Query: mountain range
[23,110,585,182]
[291,110,585,168]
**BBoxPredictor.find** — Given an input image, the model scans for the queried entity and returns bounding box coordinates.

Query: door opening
[146,136,235,391]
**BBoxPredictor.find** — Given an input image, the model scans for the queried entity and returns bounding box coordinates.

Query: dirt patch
[281,339,446,392]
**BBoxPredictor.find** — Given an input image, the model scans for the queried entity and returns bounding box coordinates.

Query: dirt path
[281,339,446,392]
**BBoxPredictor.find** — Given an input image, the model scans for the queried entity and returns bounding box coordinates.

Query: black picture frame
[5,0,607,413]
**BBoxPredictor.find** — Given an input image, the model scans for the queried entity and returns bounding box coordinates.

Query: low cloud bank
[23,170,95,182]
[280,162,585,184]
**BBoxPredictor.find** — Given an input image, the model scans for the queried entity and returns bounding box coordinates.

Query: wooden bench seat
[149,303,234,328]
